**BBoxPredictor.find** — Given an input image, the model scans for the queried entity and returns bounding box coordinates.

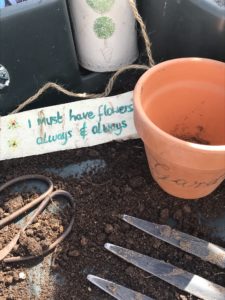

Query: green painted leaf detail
[94,16,115,39]
[86,0,115,14]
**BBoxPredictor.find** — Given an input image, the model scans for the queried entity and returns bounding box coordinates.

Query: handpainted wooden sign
[0,92,138,161]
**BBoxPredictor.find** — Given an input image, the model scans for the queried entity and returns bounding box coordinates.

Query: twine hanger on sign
[9,0,155,115]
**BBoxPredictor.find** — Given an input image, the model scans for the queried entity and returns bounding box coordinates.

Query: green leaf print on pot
[94,16,115,39]
[86,0,115,14]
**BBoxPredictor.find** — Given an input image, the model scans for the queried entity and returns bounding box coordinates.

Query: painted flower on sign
[8,119,19,130]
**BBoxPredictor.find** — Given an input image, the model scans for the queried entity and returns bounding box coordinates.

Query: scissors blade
[105,243,225,300]
[87,275,154,300]
[122,215,225,269]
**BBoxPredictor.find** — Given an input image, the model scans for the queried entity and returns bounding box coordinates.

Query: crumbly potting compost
[0,140,225,300]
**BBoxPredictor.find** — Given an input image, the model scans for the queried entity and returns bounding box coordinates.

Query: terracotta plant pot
[68,0,138,72]
[134,58,225,199]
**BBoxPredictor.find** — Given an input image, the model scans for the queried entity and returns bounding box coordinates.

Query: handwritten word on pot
[0,92,138,160]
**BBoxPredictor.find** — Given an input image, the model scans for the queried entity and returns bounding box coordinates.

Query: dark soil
[0,140,225,300]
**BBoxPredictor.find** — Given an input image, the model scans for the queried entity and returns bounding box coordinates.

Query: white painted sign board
[0,92,138,161]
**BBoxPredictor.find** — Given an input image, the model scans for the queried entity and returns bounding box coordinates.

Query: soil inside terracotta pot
[0,140,225,300]
[176,135,211,145]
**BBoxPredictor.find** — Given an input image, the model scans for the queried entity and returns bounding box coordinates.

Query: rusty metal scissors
[0,174,75,263]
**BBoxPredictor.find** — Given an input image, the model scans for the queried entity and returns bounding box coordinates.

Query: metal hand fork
[0,175,75,263]
[122,215,225,269]
[87,275,154,300]
[88,215,225,300]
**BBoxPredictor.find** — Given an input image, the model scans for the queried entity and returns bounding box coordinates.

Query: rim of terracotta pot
[134,57,225,153]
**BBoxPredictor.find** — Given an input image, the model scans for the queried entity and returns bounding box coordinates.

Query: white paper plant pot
[68,0,139,72]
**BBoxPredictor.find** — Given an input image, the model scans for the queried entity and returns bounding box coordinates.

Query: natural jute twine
[10,0,154,115]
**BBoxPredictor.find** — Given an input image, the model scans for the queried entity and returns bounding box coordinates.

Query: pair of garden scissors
[0,175,75,263]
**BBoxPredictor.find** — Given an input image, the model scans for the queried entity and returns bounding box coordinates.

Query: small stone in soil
[5,275,13,285]
[112,185,120,194]
[40,240,50,250]
[138,203,145,213]
[124,185,132,193]
[96,232,106,242]
[185,254,193,261]
[173,209,183,221]
[4,195,23,213]
[153,239,162,249]
[19,272,26,280]
[12,273,20,282]
[88,149,99,157]
[25,229,34,236]
[36,230,45,240]
[129,176,145,189]
[80,236,88,246]
[68,250,80,257]
[126,237,135,245]
[108,234,118,243]
[122,223,130,231]
[32,222,40,229]
[125,266,135,277]
[19,232,42,256]
[183,205,191,214]
[104,224,114,234]
[0,207,4,218]
[160,208,170,223]
[51,221,60,231]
